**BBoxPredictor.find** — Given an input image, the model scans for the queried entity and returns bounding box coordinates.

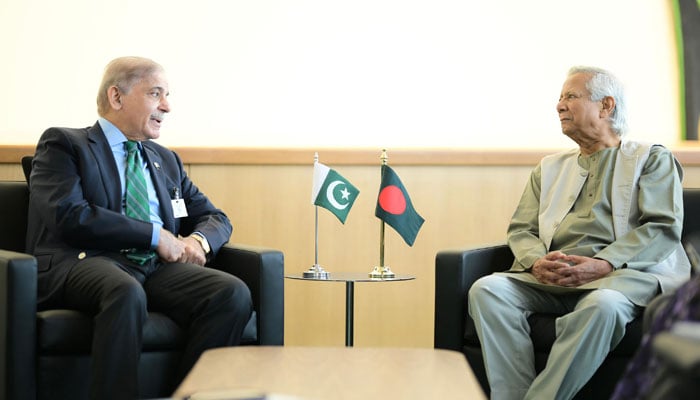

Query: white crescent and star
[326,180,352,209]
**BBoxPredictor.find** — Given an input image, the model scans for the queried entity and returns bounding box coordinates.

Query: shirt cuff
[150,223,160,250]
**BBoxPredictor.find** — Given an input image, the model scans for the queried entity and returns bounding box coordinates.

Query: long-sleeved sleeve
[595,147,684,270]
[507,163,548,270]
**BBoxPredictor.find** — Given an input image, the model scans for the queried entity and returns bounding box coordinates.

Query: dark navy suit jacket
[26,122,232,309]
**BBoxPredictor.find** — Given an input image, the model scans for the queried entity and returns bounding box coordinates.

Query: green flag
[375,165,424,246]
[312,162,360,223]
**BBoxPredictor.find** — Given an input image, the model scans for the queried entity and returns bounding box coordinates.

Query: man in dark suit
[26,56,252,400]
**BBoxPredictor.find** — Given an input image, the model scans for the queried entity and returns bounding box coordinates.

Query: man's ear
[107,86,123,110]
[600,96,615,117]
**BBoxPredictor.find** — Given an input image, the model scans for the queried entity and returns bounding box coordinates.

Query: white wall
[0,0,680,149]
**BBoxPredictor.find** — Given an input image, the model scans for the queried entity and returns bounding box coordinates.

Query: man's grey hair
[96,56,164,117]
[568,66,628,136]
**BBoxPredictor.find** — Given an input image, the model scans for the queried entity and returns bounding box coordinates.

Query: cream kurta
[500,145,689,306]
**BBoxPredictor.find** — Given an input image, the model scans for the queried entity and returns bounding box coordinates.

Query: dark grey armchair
[434,188,700,399]
[1,158,285,400]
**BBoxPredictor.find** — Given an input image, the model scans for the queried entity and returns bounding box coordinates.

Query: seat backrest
[682,188,700,274]
[0,181,29,253]
[21,155,33,185]
[682,188,700,242]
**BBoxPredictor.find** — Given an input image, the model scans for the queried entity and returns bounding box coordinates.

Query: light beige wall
[0,0,682,149]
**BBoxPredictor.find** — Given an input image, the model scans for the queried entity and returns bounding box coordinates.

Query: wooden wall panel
[3,149,700,348]
[0,163,25,181]
[187,164,541,347]
[190,163,700,347]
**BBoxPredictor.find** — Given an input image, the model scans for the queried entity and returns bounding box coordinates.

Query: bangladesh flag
[375,165,424,246]
[312,162,360,223]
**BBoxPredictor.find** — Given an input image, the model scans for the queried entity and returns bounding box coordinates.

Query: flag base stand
[368,265,395,279]
[303,264,330,279]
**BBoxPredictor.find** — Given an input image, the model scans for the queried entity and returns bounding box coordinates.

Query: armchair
[434,188,700,399]
[1,168,285,400]
[648,330,700,397]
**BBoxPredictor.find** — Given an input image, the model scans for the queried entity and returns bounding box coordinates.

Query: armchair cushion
[36,310,186,354]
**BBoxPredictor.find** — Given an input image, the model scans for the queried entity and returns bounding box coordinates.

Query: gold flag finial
[370,148,395,279]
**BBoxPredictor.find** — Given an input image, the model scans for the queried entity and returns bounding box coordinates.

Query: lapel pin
[153,162,161,170]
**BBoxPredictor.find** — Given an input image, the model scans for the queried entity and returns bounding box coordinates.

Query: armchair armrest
[434,243,513,351]
[653,330,700,375]
[0,249,38,400]
[208,243,284,345]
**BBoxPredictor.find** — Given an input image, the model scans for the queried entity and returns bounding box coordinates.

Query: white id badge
[172,198,188,218]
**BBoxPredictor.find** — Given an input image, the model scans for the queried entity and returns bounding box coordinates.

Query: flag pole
[303,152,330,279]
[369,149,395,278]
[315,206,319,265]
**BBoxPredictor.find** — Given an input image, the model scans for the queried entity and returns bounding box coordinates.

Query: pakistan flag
[312,162,360,224]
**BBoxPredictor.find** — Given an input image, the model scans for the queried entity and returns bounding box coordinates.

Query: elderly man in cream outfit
[468,66,690,400]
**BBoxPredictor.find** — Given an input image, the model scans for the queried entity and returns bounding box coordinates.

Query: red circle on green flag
[378,185,406,214]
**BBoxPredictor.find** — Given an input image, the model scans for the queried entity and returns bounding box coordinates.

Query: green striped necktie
[124,141,156,265]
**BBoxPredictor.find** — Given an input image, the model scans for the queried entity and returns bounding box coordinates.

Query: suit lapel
[87,123,122,211]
